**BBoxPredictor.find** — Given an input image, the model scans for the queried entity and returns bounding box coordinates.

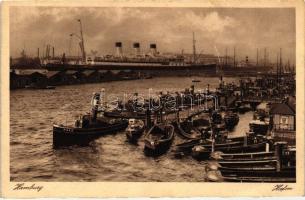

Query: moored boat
[192,140,270,160]
[205,142,295,182]
[206,170,296,182]
[210,150,274,161]
[224,111,239,130]
[25,83,56,90]
[144,123,174,155]
[53,91,128,148]
[237,104,251,114]
[125,119,145,142]
[53,115,128,148]
[175,113,210,140]
[249,119,269,135]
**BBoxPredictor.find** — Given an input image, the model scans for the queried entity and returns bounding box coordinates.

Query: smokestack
[115,42,122,57]
[150,43,157,55]
[52,47,55,59]
[37,48,40,58]
[133,42,140,55]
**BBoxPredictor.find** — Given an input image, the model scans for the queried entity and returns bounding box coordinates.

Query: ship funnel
[150,43,157,56]
[115,42,122,57]
[133,42,140,55]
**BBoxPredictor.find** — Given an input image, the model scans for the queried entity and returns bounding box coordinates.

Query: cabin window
[280,115,289,129]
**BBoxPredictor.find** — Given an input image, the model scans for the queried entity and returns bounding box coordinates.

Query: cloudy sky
[10,7,295,64]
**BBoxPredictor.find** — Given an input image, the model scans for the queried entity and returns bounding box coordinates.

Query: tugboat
[125,119,145,143]
[53,92,128,148]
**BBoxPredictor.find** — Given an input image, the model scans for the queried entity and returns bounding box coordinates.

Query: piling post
[243,132,248,147]
[211,120,215,153]
[275,142,287,172]
[265,142,270,153]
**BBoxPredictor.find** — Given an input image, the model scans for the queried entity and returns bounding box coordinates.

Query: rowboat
[210,150,274,161]
[144,124,174,155]
[125,119,145,143]
[206,170,296,182]
[192,141,269,160]
[173,133,262,158]
[175,117,210,140]
[205,142,296,182]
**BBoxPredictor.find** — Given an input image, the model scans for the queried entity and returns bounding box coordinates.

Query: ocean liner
[41,20,276,76]
[44,20,217,74]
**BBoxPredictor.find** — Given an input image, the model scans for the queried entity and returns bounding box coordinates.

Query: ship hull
[45,63,217,72]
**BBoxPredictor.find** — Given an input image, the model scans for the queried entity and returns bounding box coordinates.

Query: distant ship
[43,20,217,73]
[42,20,278,75]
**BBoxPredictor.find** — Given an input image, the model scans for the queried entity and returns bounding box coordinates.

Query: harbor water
[10,76,254,181]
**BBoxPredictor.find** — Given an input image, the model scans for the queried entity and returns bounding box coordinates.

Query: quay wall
[10,70,145,90]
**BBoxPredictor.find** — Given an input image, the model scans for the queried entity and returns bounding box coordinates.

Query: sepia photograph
[1,0,305,197]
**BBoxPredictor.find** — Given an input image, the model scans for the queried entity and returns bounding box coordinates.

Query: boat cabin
[269,97,296,144]
[269,98,296,131]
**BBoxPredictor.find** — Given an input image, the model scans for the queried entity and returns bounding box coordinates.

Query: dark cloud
[10,7,295,64]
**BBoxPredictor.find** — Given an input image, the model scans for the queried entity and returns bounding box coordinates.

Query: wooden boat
[205,142,296,182]
[144,124,174,155]
[25,83,56,90]
[211,111,226,131]
[237,105,252,114]
[224,111,239,130]
[192,141,269,160]
[173,133,258,157]
[216,165,295,175]
[206,170,295,182]
[172,138,203,157]
[210,150,274,161]
[208,159,278,168]
[175,116,210,140]
[209,142,294,162]
[125,119,145,142]
[192,79,201,83]
[53,115,128,148]
[249,120,269,135]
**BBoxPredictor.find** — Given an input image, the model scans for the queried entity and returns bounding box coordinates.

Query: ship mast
[256,48,258,67]
[78,19,86,63]
[192,32,196,64]
[279,48,282,76]
[225,48,228,67]
[264,48,267,67]
[233,47,236,67]
[276,52,279,86]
